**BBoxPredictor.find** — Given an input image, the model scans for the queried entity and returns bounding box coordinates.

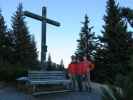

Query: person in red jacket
[76,56,90,92]
[80,55,94,92]
[68,55,78,91]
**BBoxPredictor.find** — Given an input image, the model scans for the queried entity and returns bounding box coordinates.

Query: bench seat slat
[29,80,71,85]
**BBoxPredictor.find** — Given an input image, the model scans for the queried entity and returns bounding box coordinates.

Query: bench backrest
[28,71,67,81]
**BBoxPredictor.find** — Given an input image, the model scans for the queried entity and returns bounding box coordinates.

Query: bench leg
[32,85,36,93]
[65,83,72,90]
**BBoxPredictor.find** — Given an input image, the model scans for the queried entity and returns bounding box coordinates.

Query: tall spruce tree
[94,0,131,84]
[0,9,6,63]
[27,35,39,68]
[0,9,12,64]
[75,14,96,59]
[11,4,38,69]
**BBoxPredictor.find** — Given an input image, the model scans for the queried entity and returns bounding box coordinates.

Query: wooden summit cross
[23,7,61,70]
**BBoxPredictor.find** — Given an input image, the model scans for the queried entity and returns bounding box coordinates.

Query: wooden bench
[18,71,71,95]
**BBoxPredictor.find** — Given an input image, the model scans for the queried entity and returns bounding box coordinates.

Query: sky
[0,0,133,67]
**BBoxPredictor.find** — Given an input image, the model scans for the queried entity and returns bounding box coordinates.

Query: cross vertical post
[41,7,47,69]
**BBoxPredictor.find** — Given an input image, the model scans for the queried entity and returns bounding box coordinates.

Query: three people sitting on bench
[68,55,95,92]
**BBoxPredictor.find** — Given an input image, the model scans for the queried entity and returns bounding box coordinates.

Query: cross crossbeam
[23,11,60,26]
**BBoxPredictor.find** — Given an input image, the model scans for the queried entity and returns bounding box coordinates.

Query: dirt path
[0,82,103,100]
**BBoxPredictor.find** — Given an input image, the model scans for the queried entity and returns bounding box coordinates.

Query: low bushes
[0,63,28,82]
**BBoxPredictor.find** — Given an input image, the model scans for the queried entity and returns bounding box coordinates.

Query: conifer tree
[58,59,65,71]
[95,0,131,84]
[11,4,38,69]
[46,53,53,70]
[0,9,12,64]
[75,14,96,59]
